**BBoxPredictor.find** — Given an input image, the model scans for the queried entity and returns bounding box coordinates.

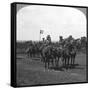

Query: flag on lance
[40,30,44,34]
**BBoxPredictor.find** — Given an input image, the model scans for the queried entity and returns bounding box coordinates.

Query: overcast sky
[17,5,86,41]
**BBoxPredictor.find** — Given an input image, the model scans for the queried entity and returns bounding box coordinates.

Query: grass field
[16,52,87,86]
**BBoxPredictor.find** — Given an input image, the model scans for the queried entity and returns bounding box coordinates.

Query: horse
[70,48,77,65]
[51,46,63,67]
[26,46,33,57]
[41,45,54,69]
[26,45,37,58]
[62,42,77,68]
[62,48,71,68]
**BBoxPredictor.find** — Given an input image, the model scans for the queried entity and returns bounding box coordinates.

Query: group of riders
[26,35,77,69]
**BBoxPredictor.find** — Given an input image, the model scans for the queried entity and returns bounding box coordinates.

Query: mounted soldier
[59,36,64,49]
[65,35,76,65]
[46,35,52,45]
[64,35,74,50]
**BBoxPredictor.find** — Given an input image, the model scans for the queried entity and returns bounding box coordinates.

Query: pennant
[40,30,44,34]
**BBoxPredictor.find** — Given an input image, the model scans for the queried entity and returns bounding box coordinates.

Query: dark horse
[61,43,77,69]
[62,48,71,67]
[68,43,77,65]
[51,46,63,67]
[70,48,76,65]
[26,45,37,58]
[26,43,42,58]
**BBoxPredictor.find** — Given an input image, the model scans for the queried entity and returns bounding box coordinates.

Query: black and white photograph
[11,2,88,87]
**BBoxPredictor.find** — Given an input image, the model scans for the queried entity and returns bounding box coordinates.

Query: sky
[17,5,86,41]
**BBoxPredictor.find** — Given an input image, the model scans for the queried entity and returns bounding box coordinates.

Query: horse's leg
[67,57,69,65]
[65,58,66,67]
[56,57,58,67]
[51,59,54,67]
[73,55,75,65]
[65,57,68,69]
[48,59,50,69]
[53,58,55,67]
[57,57,59,67]
[27,52,28,57]
[56,58,58,67]
[55,57,57,67]
[67,57,69,69]
[32,52,34,57]
[30,52,32,57]
[44,58,47,69]
[29,52,30,57]
[71,56,73,65]
[72,57,74,65]
[40,53,43,62]
[62,57,64,66]
[68,56,70,69]
[45,62,47,69]
[31,53,33,58]
[41,56,43,63]
[30,53,31,57]
[66,58,67,68]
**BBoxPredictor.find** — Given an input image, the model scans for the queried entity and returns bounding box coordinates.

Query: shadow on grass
[68,64,85,70]
[50,66,65,71]
[49,63,85,71]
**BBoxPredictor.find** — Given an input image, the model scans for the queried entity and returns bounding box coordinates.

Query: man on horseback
[46,35,52,45]
[60,35,76,68]
[59,36,64,49]
[40,35,55,69]
[64,35,74,50]
[65,35,76,65]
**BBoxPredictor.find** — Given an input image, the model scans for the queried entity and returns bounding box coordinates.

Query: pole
[39,33,41,41]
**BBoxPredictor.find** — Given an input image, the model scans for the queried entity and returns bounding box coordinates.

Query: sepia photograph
[11,3,88,87]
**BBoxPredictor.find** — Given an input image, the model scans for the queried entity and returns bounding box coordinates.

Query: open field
[16,52,87,86]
